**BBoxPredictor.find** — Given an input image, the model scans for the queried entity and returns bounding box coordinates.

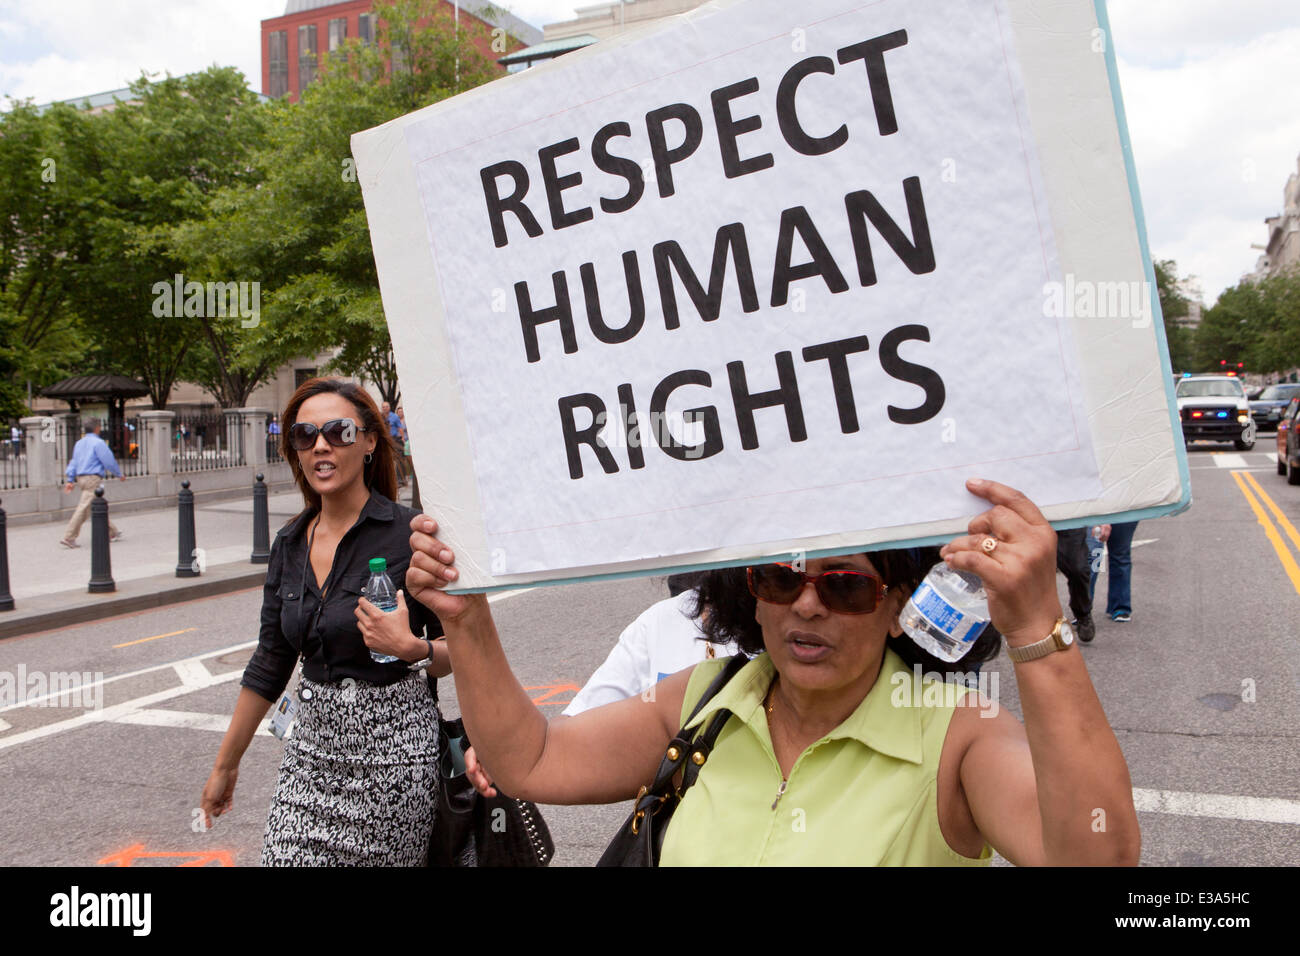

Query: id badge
[269,691,298,739]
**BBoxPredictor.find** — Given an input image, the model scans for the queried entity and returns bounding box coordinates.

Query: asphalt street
[0,438,1296,866]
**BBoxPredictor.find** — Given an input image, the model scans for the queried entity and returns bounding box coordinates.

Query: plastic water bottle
[364,557,400,663]
[899,563,991,662]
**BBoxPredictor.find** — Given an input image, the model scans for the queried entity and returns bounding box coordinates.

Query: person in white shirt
[562,582,739,716]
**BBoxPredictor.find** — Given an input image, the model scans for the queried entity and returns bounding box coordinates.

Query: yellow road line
[1230,472,1300,595]
[114,628,197,649]
[1241,471,1300,555]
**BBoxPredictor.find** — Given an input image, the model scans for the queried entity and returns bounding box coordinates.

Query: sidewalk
[0,485,419,638]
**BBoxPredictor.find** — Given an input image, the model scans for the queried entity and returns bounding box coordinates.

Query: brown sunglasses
[747,563,888,615]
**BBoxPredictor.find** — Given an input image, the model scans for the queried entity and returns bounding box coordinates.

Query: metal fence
[107,416,148,478]
[266,421,285,464]
[1,422,26,490]
[172,411,245,473]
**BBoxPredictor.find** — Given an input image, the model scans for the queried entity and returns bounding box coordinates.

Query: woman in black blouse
[199,378,449,865]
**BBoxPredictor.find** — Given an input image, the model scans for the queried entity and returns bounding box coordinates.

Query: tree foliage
[1,0,512,416]
[166,0,505,407]
[1153,259,1196,373]
[1197,269,1300,375]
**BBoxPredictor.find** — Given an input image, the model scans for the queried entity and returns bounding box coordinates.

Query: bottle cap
[368,557,387,574]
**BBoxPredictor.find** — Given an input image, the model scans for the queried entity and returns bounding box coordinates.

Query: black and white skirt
[261,671,439,867]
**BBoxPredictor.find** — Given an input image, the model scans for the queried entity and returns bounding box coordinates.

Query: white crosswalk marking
[172,659,211,687]
[0,586,539,750]
[109,708,240,734]
[1133,788,1300,825]
[1213,454,1249,468]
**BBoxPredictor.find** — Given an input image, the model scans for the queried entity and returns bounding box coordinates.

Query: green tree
[1198,279,1264,373]
[1153,259,1195,372]
[169,0,507,407]
[57,68,271,407]
[0,101,97,417]
[1197,270,1300,375]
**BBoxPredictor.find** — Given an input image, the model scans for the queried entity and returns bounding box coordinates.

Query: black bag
[597,654,748,867]
[428,715,555,867]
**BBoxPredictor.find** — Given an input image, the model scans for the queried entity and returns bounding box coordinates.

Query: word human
[49,886,151,936]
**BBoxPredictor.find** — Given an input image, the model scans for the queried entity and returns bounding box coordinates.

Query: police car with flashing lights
[1176,374,1255,450]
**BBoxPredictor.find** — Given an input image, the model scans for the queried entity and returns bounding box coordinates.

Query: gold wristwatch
[1005,617,1074,663]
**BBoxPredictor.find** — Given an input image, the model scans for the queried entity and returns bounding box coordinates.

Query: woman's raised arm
[406,515,690,805]
[942,479,1140,866]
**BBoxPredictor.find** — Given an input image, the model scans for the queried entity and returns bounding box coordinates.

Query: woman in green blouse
[406,478,1140,866]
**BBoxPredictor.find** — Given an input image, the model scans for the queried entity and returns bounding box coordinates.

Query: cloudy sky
[2,0,1297,305]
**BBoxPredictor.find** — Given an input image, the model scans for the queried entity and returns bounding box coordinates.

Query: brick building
[261,0,541,101]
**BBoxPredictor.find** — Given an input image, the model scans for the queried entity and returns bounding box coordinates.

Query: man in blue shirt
[381,401,407,487]
[61,419,125,548]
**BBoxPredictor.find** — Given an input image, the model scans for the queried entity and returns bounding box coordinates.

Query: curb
[0,563,268,640]
[6,480,300,528]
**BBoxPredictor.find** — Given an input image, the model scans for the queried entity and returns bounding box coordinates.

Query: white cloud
[1108,1,1300,303]
[1,0,1295,306]
[1106,0,1300,67]
[0,0,283,103]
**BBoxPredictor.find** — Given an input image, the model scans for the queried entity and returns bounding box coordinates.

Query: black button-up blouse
[241,490,443,703]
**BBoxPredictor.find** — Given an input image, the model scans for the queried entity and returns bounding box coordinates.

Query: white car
[1175,375,1255,450]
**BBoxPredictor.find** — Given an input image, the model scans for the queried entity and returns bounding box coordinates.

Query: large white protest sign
[353,0,1189,590]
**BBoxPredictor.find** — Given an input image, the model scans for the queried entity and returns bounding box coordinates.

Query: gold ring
[981,536,998,554]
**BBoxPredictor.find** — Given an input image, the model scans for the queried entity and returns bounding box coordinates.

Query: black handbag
[428,715,555,867]
[597,653,748,867]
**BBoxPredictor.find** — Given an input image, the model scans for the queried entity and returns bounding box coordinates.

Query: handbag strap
[638,653,748,804]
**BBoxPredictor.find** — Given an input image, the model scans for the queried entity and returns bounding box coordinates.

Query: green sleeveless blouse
[658,648,993,866]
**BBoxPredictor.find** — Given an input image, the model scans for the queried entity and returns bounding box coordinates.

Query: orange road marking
[114,628,197,649]
[1231,471,1300,595]
[99,843,233,867]
[524,683,580,706]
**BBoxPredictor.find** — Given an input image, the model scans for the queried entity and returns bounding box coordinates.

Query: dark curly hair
[688,546,1001,674]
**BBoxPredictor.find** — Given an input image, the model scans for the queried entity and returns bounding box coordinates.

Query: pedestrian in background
[1087,522,1139,623]
[60,419,125,549]
[267,415,280,461]
[381,401,407,487]
[396,405,414,493]
[1055,528,1095,642]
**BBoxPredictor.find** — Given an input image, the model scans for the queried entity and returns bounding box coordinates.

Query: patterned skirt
[261,671,439,867]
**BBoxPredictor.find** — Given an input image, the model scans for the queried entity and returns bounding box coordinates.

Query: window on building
[358,13,375,45]
[328,17,347,52]
[294,368,319,389]
[269,31,289,98]
[391,37,408,74]
[298,23,319,89]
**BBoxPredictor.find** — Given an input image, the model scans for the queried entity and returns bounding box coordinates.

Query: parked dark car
[1251,383,1300,432]
[1277,397,1300,482]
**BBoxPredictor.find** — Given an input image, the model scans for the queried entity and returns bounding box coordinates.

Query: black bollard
[250,473,270,564]
[0,498,13,611]
[176,479,198,578]
[88,486,115,593]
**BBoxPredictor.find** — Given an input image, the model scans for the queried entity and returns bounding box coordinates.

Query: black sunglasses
[747,563,888,615]
[288,418,367,452]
